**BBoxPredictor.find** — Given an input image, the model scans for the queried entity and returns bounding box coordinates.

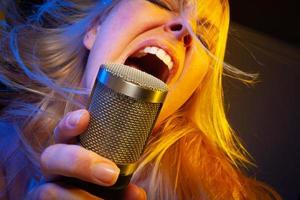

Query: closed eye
[196,19,219,51]
[197,35,210,50]
[146,0,172,11]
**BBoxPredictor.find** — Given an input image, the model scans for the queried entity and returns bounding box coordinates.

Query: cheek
[156,49,210,125]
[83,2,157,89]
[83,17,137,88]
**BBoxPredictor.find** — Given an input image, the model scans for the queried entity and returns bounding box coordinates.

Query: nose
[164,19,192,47]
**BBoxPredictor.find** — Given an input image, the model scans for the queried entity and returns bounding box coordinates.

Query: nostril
[170,23,183,31]
[166,21,192,47]
[183,35,192,46]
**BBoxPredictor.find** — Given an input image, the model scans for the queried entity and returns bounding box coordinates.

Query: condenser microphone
[67,63,168,199]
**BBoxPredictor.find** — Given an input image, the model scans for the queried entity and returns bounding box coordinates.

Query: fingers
[46,109,147,199]
[28,183,103,200]
[54,109,90,143]
[124,184,147,200]
[40,144,120,186]
[28,183,147,200]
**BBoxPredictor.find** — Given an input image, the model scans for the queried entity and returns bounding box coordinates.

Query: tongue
[124,54,169,83]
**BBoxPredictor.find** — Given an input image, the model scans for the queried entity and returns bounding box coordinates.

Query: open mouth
[124,46,174,83]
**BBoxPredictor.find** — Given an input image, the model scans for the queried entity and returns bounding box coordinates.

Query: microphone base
[60,174,132,200]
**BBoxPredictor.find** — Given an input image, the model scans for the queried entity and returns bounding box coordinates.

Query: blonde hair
[132,1,281,199]
[0,0,281,199]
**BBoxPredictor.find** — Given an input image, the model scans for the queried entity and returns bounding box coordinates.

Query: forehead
[182,0,225,29]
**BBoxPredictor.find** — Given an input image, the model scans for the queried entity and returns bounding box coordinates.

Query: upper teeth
[136,46,174,70]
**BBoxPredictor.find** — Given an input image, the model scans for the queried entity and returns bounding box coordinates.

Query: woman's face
[83,0,222,125]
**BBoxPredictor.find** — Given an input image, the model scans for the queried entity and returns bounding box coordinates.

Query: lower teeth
[127,64,141,70]
[132,51,147,58]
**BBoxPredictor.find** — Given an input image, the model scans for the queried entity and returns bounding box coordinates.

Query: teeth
[140,46,174,70]
[132,51,147,58]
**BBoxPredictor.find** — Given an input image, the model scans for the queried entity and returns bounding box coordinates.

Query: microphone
[66,63,168,199]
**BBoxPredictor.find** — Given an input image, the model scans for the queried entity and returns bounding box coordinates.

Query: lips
[124,45,177,83]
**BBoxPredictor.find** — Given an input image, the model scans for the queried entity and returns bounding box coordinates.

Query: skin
[82,0,212,126]
[31,0,222,199]
[31,109,147,200]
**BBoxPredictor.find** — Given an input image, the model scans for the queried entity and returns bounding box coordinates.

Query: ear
[83,25,100,50]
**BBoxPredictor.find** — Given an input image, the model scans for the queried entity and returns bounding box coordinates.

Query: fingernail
[92,163,120,185]
[68,110,84,127]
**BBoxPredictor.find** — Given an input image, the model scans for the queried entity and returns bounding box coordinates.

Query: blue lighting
[98,68,109,84]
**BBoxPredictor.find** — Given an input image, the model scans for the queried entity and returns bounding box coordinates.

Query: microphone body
[68,64,168,199]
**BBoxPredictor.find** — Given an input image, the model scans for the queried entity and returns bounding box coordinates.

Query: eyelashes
[146,0,212,51]
[196,35,210,49]
[146,0,172,11]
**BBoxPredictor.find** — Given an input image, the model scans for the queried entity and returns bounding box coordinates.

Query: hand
[27,109,146,200]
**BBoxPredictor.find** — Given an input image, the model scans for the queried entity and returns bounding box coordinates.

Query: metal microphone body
[69,64,168,199]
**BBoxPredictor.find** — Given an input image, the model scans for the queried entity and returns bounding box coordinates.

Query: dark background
[226,0,300,199]
[1,0,299,199]
[230,0,299,47]
[12,0,300,47]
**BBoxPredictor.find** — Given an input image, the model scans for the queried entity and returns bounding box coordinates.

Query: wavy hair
[0,0,281,199]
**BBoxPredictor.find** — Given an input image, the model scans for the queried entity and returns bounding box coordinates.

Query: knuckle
[36,184,59,200]
[56,112,71,131]
[40,144,63,171]
[40,145,58,168]
[66,148,82,172]
[40,144,95,179]
[67,147,91,174]
[40,146,53,171]
[53,126,61,142]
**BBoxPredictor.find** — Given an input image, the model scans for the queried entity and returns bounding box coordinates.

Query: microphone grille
[80,84,161,164]
[79,64,168,165]
[103,63,168,92]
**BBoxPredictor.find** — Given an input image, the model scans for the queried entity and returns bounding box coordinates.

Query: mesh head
[79,64,167,164]
[103,63,168,92]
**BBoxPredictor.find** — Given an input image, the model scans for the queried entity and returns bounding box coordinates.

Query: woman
[0,0,281,199]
